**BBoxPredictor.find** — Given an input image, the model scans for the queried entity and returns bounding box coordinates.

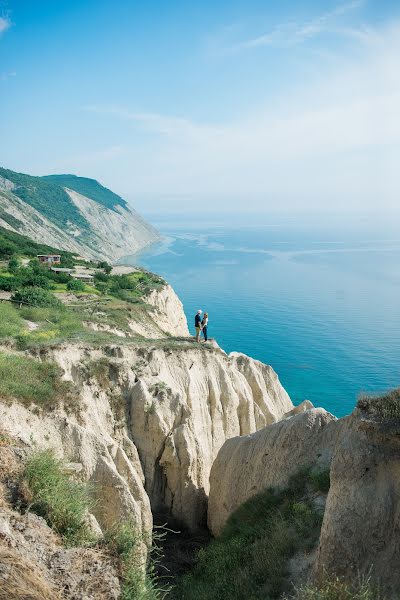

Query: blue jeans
[202,326,208,341]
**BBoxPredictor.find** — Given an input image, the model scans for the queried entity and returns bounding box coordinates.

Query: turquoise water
[123,215,400,417]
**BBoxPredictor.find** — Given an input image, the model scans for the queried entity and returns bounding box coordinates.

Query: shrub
[8,255,20,274]
[66,278,85,292]
[309,468,330,493]
[357,388,400,422]
[23,450,92,545]
[0,275,17,291]
[11,286,61,307]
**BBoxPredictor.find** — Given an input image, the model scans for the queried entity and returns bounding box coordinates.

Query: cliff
[0,278,398,598]
[0,168,160,261]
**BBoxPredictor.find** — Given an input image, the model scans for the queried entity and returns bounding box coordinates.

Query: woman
[201,312,209,342]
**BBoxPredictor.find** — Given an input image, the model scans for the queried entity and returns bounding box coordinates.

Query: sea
[122,213,400,418]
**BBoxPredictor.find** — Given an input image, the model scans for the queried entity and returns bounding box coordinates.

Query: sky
[0,0,400,215]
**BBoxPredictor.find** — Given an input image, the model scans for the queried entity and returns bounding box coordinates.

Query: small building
[71,273,94,285]
[50,267,74,274]
[37,254,61,265]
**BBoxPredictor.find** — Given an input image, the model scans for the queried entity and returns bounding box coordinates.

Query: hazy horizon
[1,0,400,215]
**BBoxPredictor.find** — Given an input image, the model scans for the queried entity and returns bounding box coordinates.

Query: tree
[98,261,112,275]
[11,287,61,307]
[66,278,85,292]
[8,256,20,274]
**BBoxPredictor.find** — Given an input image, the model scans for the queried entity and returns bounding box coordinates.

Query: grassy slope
[0,167,88,230]
[43,174,128,211]
[0,225,77,260]
[173,471,327,600]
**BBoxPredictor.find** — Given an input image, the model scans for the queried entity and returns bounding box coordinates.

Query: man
[195,309,202,342]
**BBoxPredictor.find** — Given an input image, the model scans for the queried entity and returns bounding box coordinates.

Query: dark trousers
[202,326,208,341]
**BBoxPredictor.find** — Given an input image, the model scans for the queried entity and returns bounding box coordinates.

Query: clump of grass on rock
[357,388,400,423]
[23,449,93,546]
[105,521,167,600]
[0,351,78,412]
[287,574,386,600]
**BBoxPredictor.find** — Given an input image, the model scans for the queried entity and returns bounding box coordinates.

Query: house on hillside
[71,273,94,285]
[50,267,74,274]
[37,254,61,265]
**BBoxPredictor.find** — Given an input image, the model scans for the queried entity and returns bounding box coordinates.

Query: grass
[287,574,386,600]
[0,303,25,338]
[23,449,93,546]
[357,388,400,423]
[105,522,169,600]
[173,471,325,600]
[0,352,78,411]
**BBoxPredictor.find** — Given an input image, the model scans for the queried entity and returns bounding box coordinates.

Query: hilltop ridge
[0,167,160,262]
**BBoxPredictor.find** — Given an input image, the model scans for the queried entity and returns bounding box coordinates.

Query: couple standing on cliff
[195,309,209,343]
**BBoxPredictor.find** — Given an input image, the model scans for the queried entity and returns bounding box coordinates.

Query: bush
[23,450,92,545]
[358,388,400,422]
[0,275,17,291]
[8,255,20,274]
[11,286,61,307]
[66,278,85,292]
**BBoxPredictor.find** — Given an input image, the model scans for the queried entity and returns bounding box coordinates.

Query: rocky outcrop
[208,407,337,535]
[0,338,292,535]
[0,349,152,542]
[143,284,189,337]
[127,346,292,530]
[0,440,121,599]
[314,408,400,595]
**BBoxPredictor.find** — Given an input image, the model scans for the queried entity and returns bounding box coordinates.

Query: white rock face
[144,284,190,337]
[208,408,337,535]
[314,412,400,595]
[0,348,152,541]
[0,184,160,262]
[65,189,160,261]
[126,346,292,529]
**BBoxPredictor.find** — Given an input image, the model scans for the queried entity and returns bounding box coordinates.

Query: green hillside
[0,167,88,230]
[43,174,127,211]
[0,225,76,260]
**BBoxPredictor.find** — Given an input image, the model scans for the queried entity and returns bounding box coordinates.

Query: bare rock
[208,408,337,535]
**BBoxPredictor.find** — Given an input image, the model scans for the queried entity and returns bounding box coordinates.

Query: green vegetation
[309,468,330,494]
[66,278,85,291]
[0,225,77,260]
[173,471,325,600]
[358,388,400,422]
[23,450,93,545]
[288,575,386,600]
[0,352,77,411]
[43,174,128,211]
[105,522,167,600]
[0,167,88,230]
[11,286,61,307]
[0,302,24,338]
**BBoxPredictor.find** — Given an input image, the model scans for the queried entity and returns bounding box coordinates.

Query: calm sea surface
[122,214,400,417]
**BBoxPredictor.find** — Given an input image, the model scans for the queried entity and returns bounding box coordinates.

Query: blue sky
[1,0,400,214]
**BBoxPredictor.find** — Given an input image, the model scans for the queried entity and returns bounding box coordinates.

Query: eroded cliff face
[314,409,400,595]
[0,183,160,262]
[208,407,338,536]
[0,285,292,539]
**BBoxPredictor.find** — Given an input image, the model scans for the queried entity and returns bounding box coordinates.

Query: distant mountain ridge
[0,167,160,262]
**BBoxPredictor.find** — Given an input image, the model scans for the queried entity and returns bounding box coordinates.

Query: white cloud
[0,16,11,35]
[82,21,400,214]
[213,0,365,53]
